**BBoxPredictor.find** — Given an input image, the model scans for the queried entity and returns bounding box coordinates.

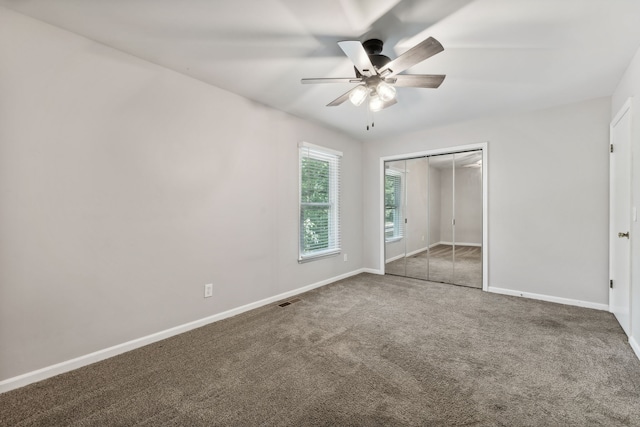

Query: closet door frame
[379,142,489,291]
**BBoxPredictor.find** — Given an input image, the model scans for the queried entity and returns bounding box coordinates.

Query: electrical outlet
[343,253,348,262]
[204,283,213,298]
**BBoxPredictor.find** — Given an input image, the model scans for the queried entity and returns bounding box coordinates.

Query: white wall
[612,45,640,357]
[0,7,363,382]
[364,97,611,306]
[438,164,454,243]
[436,162,483,247]
[405,157,429,255]
[429,166,442,245]
[452,166,483,245]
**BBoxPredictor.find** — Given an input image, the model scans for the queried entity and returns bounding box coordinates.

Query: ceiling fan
[301,37,446,112]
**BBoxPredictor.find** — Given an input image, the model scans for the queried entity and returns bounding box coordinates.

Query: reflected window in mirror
[385,169,403,242]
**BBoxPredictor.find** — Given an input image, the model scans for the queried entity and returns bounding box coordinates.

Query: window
[385,169,403,241]
[299,142,341,262]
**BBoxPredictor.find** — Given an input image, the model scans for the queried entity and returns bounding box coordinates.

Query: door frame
[609,98,632,335]
[379,142,489,291]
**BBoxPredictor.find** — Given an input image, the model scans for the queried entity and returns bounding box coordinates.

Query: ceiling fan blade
[338,41,377,77]
[381,98,398,110]
[326,87,360,107]
[390,74,446,88]
[379,37,444,77]
[301,78,360,84]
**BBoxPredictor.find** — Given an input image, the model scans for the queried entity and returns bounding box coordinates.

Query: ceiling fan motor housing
[362,39,384,54]
[354,39,392,78]
[354,54,392,78]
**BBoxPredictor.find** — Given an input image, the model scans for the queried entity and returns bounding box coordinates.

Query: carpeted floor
[2,273,639,426]
[386,244,482,288]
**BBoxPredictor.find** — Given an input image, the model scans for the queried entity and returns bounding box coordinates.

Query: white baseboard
[0,268,368,394]
[390,242,482,261]
[361,268,384,275]
[436,241,482,247]
[487,286,609,311]
[385,254,405,263]
[386,247,428,263]
[630,337,640,362]
[406,247,429,257]
[388,243,481,263]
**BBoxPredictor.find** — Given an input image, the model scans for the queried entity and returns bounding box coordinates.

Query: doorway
[382,146,487,289]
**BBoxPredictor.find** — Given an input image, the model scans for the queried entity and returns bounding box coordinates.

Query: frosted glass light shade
[349,85,368,106]
[369,94,384,112]
[376,81,396,102]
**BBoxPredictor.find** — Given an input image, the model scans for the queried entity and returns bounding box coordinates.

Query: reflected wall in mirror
[404,157,429,280]
[428,154,454,284]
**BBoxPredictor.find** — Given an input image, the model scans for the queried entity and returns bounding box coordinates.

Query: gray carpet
[2,273,639,426]
[387,245,482,288]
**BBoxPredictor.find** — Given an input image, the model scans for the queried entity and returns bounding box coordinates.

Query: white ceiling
[3,0,640,141]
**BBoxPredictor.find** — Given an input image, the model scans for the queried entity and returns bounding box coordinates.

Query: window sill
[298,249,341,263]
[385,236,403,243]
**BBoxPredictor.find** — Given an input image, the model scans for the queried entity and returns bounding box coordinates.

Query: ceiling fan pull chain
[368,103,375,130]
[366,97,371,130]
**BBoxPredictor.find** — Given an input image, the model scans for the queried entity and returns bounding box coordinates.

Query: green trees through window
[301,157,330,252]
[385,172,402,239]
[299,143,341,261]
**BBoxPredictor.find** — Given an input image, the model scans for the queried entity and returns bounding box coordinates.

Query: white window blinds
[298,142,342,262]
[384,170,403,241]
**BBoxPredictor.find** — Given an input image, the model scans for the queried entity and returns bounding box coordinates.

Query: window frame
[385,169,403,242]
[298,142,342,262]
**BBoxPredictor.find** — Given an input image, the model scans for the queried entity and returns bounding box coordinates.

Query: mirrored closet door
[384,150,483,288]
[427,154,454,284]
[384,159,407,276]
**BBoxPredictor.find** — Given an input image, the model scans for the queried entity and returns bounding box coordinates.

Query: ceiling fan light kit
[301,36,446,128]
[369,94,385,112]
[348,85,368,106]
[376,81,396,102]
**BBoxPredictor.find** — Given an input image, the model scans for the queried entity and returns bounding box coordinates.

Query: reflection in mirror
[452,151,483,287]
[384,160,406,276]
[404,157,430,280]
[384,150,483,289]
[428,154,454,284]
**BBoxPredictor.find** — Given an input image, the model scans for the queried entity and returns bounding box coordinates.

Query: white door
[610,100,632,336]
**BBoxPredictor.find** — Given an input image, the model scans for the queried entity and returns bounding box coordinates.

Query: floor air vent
[278,298,301,307]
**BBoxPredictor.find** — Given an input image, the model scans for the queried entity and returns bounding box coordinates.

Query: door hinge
[610,144,614,153]
[610,279,613,289]
[405,218,407,224]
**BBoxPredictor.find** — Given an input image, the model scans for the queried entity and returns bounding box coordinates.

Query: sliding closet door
[452,151,483,288]
[404,157,430,280]
[428,154,454,283]
[384,160,407,276]
[384,150,483,287]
